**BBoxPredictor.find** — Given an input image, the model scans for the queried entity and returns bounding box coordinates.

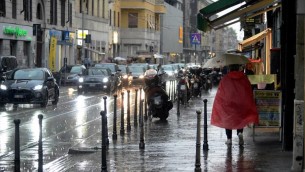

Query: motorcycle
[177,73,191,105]
[144,69,173,120]
[190,75,201,97]
[200,73,212,92]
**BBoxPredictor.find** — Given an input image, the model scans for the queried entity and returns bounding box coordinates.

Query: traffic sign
[190,33,201,45]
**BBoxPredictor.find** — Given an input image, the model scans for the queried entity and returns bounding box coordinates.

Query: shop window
[50,0,57,25]
[128,13,138,28]
[0,0,5,17]
[10,41,17,56]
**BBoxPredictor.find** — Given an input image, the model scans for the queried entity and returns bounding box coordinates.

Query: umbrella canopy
[114,57,126,61]
[203,53,249,68]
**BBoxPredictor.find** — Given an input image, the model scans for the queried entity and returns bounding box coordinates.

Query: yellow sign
[49,36,57,72]
[178,26,183,43]
[77,30,88,39]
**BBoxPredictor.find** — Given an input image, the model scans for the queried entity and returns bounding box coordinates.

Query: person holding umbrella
[210,64,258,146]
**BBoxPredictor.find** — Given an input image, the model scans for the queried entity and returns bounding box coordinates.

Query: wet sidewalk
[47,88,292,172]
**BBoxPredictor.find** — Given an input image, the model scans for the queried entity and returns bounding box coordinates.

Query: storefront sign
[3,26,28,38]
[254,90,281,126]
[49,36,57,72]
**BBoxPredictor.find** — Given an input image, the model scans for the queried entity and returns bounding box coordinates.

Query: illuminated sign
[76,30,88,39]
[3,26,28,37]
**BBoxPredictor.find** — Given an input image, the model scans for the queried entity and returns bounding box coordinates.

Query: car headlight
[78,77,84,83]
[103,78,109,83]
[0,84,7,90]
[139,75,144,79]
[33,85,43,90]
[123,75,128,79]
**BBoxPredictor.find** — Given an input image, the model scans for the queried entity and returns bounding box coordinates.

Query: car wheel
[40,91,48,108]
[52,89,59,105]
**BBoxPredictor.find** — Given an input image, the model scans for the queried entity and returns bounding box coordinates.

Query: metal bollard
[203,99,209,151]
[100,111,107,172]
[168,81,171,100]
[112,94,118,140]
[139,99,145,149]
[14,119,21,172]
[144,93,148,121]
[177,85,180,116]
[139,88,142,124]
[38,115,43,172]
[127,90,131,131]
[103,96,109,145]
[134,89,138,126]
[195,110,202,172]
[120,92,125,135]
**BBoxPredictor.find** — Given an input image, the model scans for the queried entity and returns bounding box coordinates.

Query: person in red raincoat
[211,64,258,145]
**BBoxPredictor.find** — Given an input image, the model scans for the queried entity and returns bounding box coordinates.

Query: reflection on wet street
[0,82,292,171]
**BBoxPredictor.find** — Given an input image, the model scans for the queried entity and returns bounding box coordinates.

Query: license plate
[180,85,186,90]
[14,95,24,98]
[89,84,96,87]
[194,83,198,88]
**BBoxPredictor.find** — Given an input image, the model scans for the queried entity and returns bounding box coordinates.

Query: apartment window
[23,0,32,21]
[80,0,82,13]
[92,0,94,16]
[50,0,57,25]
[102,0,105,18]
[118,12,120,27]
[69,3,72,27]
[61,0,66,27]
[0,0,5,17]
[113,11,116,27]
[12,0,16,19]
[36,3,42,19]
[109,10,112,26]
[128,13,138,28]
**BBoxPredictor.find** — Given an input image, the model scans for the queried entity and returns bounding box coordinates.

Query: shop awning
[238,28,272,50]
[197,0,280,32]
[199,0,244,17]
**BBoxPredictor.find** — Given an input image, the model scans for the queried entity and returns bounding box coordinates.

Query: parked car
[63,65,86,85]
[127,65,146,85]
[118,65,132,87]
[77,67,116,94]
[0,68,59,108]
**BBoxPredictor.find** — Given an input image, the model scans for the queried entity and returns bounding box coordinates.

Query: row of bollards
[14,115,44,172]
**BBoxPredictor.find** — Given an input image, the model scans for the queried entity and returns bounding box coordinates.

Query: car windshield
[118,65,127,73]
[162,66,173,71]
[14,69,44,80]
[95,64,116,72]
[129,67,144,74]
[70,66,83,74]
[87,68,108,76]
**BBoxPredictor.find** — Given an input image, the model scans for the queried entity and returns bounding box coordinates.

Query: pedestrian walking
[210,64,258,145]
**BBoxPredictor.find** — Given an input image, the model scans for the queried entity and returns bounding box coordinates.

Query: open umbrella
[114,57,126,61]
[203,53,249,68]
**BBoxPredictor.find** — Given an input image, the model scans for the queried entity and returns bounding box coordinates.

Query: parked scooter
[190,74,201,97]
[144,69,173,121]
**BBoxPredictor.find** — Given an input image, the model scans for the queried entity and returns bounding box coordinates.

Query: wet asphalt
[43,87,293,172]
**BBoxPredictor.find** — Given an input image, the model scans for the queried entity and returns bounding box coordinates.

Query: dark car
[94,63,119,75]
[0,68,59,108]
[118,64,132,87]
[52,65,73,85]
[77,67,116,94]
[127,65,146,85]
[63,65,86,85]
[0,56,18,81]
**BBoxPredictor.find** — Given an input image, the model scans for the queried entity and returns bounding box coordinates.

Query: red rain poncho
[211,71,258,129]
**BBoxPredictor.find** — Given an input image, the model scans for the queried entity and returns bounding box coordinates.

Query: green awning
[199,0,245,17]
